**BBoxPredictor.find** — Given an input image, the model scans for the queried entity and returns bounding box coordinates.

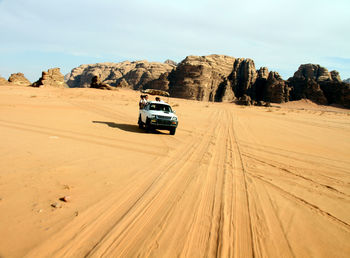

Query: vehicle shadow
[92,121,167,134]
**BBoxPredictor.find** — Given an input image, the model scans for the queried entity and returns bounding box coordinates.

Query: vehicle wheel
[138,115,144,129]
[145,118,151,133]
[169,128,176,135]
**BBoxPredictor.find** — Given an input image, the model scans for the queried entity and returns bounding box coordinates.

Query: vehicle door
[141,103,149,122]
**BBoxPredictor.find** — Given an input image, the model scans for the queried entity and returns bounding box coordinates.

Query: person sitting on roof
[139,95,149,109]
[155,97,165,103]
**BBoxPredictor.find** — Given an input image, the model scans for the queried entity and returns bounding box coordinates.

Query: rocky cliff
[168,55,289,103]
[66,56,350,108]
[66,61,175,89]
[263,72,290,103]
[288,64,350,107]
[168,55,238,101]
[169,58,349,107]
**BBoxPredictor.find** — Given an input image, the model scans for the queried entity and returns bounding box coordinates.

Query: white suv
[138,101,178,135]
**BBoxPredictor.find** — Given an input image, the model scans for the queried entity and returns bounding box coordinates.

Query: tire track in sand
[86,108,225,257]
[179,107,256,258]
[230,107,296,258]
[0,120,165,157]
[231,107,350,256]
[242,153,350,198]
[248,173,350,231]
[25,108,223,257]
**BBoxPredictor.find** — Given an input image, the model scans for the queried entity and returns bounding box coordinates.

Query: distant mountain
[344,78,350,84]
[65,61,175,89]
[164,59,177,66]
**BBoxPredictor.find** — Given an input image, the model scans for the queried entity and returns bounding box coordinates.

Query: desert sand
[0,86,349,258]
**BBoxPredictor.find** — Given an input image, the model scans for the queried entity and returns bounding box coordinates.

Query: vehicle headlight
[171,116,177,121]
[149,115,156,119]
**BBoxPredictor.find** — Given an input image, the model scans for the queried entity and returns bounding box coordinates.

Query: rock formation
[0,76,9,85]
[230,58,257,98]
[330,71,341,82]
[252,67,269,101]
[288,77,327,104]
[343,78,350,84]
[64,72,71,82]
[115,78,130,88]
[318,81,350,108]
[292,64,332,82]
[288,64,350,107]
[164,59,177,66]
[168,55,240,101]
[263,72,290,103]
[142,89,170,97]
[90,76,116,90]
[257,67,269,80]
[143,72,170,91]
[8,73,31,86]
[168,55,283,103]
[32,68,67,88]
[236,94,252,106]
[216,78,235,102]
[66,61,175,89]
[66,56,350,108]
[167,57,349,107]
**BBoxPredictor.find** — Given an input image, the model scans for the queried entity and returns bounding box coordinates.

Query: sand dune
[0,86,349,257]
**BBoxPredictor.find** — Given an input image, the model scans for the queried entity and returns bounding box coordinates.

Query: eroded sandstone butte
[0,73,31,86]
[8,73,31,86]
[32,68,67,88]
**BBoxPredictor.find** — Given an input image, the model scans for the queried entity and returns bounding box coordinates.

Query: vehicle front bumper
[150,118,178,129]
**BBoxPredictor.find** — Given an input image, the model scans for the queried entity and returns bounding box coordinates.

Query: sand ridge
[0,86,349,257]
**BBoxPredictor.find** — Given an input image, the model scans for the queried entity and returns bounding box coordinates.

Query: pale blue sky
[1,0,349,82]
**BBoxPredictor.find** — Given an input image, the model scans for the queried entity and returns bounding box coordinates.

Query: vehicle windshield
[149,103,172,112]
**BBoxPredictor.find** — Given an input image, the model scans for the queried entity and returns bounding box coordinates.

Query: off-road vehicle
[138,101,178,135]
